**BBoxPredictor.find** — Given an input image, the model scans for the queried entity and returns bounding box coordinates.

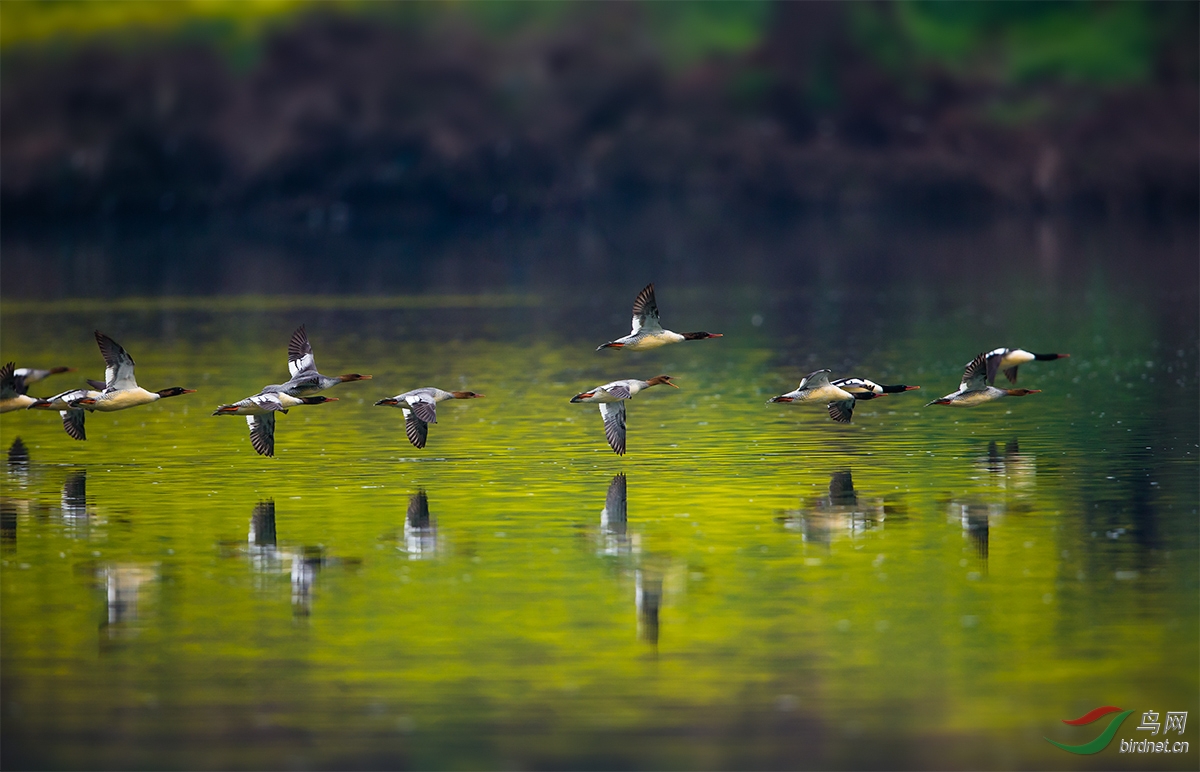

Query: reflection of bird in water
[950,502,996,568]
[249,500,277,546]
[7,437,30,480]
[983,347,1069,386]
[1,499,16,548]
[246,500,285,574]
[103,563,159,626]
[978,439,1037,492]
[570,376,678,455]
[778,470,885,545]
[598,473,634,556]
[291,546,326,615]
[596,283,722,351]
[404,490,438,559]
[61,471,89,520]
[927,353,1041,407]
[635,569,662,646]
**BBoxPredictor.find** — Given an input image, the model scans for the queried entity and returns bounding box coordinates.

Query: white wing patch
[288,325,316,377]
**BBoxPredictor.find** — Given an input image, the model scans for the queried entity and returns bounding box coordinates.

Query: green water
[1,246,1197,769]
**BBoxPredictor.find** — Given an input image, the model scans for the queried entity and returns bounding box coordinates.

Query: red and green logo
[1045,706,1134,754]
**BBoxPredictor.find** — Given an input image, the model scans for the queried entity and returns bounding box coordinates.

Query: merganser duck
[375,388,485,449]
[26,378,105,441]
[831,377,921,397]
[27,387,103,440]
[768,370,866,423]
[597,284,722,351]
[984,347,1069,385]
[67,332,196,412]
[13,366,74,387]
[213,391,339,457]
[0,362,39,413]
[269,325,372,396]
[570,375,678,455]
[927,352,1041,407]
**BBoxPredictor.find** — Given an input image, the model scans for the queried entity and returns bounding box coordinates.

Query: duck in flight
[66,332,196,413]
[983,347,1069,385]
[597,284,722,351]
[268,325,372,396]
[375,388,485,449]
[12,366,75,389]
[769,370,866,423]
[570,375,678,455]
[927,352,1041,407]
[213,391,339,457]
[831,377,921,397]
[0,362,40,413]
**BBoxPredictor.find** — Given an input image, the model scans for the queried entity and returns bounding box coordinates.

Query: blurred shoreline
[3,4,1197,233]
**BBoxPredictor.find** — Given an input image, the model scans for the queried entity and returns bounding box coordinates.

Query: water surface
[2,217,1197,769]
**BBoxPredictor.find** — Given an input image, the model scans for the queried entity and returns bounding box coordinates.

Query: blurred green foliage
[853,1,1186,87]
[1,0,1182,90]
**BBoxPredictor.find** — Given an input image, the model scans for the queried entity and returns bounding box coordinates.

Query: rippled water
[2,219,1197,769]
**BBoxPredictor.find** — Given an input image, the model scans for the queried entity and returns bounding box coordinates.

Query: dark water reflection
[0,216,1196,770]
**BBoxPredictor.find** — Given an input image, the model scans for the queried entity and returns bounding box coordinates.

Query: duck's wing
[61,409,87,441]
[602,384,632,401]
[253,392,289,413]
[246,413,276,457]
[0,362,21,399]
[630,283,662,334]
[288,325,316,377]
[798,369,833,390]
[598,401,627,455]
[827,399,855,424]
[984,349,1008,385]
[95,332,138,390]
[961,353,988,391]
[86,379,107,391]
[407,394,438,424]
[401,408,429,449]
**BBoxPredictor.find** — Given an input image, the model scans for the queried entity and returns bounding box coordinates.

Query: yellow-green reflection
[0,293,1196,770]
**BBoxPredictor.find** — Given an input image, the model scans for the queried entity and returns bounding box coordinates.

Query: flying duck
[570,375,678,455]
[597,284,722,351]
[13,366,74,387]
[983,347,1069,385]
[927,352,1041,407]
[769,370,865,423]
[213,391,339,457]
[375,388,484,449]
[268,325,372,396]
[26,376,106,440]
[0,362,39,413]
[67,332,196,412]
